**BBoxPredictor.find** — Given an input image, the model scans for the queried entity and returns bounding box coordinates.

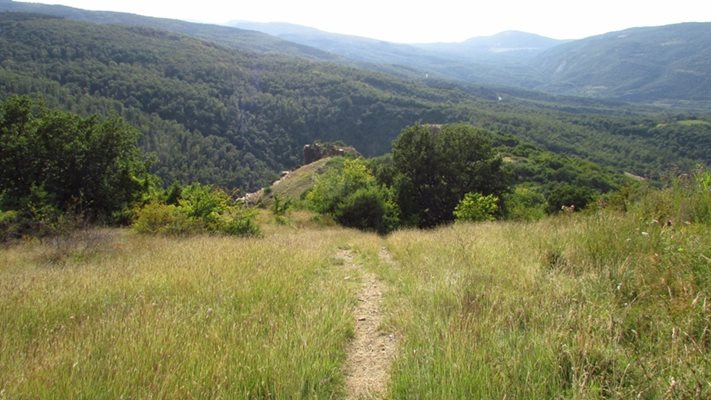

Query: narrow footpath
[337,248,397,399]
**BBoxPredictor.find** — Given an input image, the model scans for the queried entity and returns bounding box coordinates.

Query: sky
[34,0,711,43]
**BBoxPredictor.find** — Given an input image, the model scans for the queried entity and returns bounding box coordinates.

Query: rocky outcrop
[303,143,360,165]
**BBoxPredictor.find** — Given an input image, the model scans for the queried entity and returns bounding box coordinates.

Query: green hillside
[533,23,711,101]
[0,13,709,192]
[0,0,335,60]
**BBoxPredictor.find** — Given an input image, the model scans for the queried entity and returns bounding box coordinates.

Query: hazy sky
[36,0,711,42]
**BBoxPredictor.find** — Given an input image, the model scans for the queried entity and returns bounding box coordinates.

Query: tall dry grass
[1,172,708,399]
[379,175,709,398]
[0,227,380,398]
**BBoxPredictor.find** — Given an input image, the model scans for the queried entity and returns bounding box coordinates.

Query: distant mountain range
[415,30,566,60]
[3,1,710,102]
[229,21,555,86]
[232,21,564,62]
[0,0,336,60]
[532,23,711,101]
[230,21,711,102]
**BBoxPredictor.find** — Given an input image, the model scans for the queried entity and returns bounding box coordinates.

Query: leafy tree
[453,193,499,223]
[0,95,150,226]
[307,158,399,233]
[392,124,509,228]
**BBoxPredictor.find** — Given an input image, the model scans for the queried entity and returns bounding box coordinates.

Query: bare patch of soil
[336,249,397,399]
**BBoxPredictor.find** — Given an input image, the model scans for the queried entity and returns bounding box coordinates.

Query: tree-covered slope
[229,21,542,86]
[0,0,335,60]
[0,13,709,191]
[532,23,711,101]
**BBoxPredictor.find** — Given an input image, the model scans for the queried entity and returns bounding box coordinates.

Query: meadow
[1,182,709,399]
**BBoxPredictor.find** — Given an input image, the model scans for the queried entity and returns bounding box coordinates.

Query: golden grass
[380,213,710,398]
[0,226,381,398]
[1,189,708,398]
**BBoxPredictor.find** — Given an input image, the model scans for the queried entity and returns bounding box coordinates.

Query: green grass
[0,227,381,398]
[377,179,710,398]
[1,175,709,398]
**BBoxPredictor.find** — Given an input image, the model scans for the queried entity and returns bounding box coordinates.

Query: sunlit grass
[1,179,709,398]
[381,210,710,399]
[0,227,380,398]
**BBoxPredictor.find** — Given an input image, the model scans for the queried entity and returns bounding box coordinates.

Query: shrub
[132,202,198,235]
[504,185,547,221]
[546,183,596,213]
[271,195,292,225]
[222,207,261,237]
[0,208,21,241]
[307,158,400,233]
[178,184,229,227]
[132,183,260,237]
[335,186,400,234]
[453,192,499,223]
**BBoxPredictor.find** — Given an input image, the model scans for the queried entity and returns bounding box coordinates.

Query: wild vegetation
[0,13,709,192]
[0,6,709,398]
[380,171,710,398]
[1,169,708,398]
[0,226,379,398]
[0,95,151,237]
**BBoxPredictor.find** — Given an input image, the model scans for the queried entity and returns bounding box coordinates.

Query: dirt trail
[337,248,397,400]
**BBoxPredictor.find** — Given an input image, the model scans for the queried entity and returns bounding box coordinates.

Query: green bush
[132,183,260,237]
[270,195,292,225]
[453,192,499,223]
[546,183,596,213]
[178,184,229,229]
[132,202,198,235]
[504,185,547,221]
[222,207,261,237]
[307,158,399,233]
[335,186,400,234]
[0,208,21,240]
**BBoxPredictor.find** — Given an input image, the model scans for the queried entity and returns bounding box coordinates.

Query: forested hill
[0,0,334,60]
[0,12,709,191]
[532,23,711,101]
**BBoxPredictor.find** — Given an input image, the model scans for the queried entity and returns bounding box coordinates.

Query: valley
[0,1,709,398]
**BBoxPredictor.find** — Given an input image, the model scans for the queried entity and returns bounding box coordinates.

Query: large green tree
[0,95,150,223]
[392,124,509,227]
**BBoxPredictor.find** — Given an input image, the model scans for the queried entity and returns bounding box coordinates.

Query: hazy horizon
[16,0,711,43]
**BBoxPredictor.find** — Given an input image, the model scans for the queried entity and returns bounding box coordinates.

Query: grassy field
[1,179,709,398]
[375,180,710,399]
[0,226,381,398]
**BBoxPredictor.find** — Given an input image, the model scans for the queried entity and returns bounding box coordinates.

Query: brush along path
[337,248,397,399]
